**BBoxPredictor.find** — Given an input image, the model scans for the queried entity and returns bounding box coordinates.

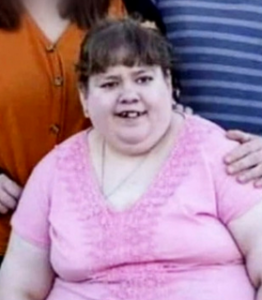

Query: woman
[0,19,262,300]
[0,0,166,264]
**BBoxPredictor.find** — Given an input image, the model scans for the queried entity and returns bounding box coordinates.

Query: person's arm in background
[228,202,262,300]
[0,233,54,300]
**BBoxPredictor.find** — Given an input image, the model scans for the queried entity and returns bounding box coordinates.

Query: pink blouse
[12,116,262,300]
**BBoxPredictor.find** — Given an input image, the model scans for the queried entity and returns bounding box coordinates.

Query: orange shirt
[0,0,125,255]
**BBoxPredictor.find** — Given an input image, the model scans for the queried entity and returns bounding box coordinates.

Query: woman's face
[80,65,174,155]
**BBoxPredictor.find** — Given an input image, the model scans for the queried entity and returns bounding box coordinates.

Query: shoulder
[55,131,87,157]
[184,116,239,167]
[189,115,238,153]
[0,29,18,54]
[34,131,87,175]
[0,18,28,57]
[0,19,25,41]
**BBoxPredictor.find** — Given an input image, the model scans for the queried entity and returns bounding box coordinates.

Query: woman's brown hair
[0,0,111,30]
[77,18,177,91]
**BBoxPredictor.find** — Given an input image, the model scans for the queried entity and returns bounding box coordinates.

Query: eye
[136,76,154,85]
[100,81,118,89]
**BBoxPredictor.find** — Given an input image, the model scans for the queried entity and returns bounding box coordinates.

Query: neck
[23,0,70,43]
[22,0,62,19]
[23,0,57,8]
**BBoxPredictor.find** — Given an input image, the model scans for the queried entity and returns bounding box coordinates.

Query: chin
[114,134,158,156]
[120,143,152,156]
[117,131,149,145]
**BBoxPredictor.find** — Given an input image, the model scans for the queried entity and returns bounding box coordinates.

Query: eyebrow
[102,71,148,79]
[95,67,154,82]
[132,69,153,76]
[95,75,120,82]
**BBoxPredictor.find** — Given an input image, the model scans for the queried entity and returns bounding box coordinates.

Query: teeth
[128,112,139,118]
[118,111,145,118]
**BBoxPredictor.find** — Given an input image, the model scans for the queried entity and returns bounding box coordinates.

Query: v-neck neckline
[81,116,192,215]
[24,12,76,48]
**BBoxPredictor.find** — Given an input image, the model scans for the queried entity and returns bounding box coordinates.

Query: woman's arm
[228,202,262,300]
[0,232,54,300]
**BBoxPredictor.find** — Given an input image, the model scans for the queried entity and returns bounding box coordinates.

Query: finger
[225,140,262,164]
[0,202,9,214]
[184,106,194,115]
[254,178,262,188]
[0,190,17,210]
[175,104,185,114]
[236,165,262,184]
[226,130,254,143]
[226,150,262,175]
[3,178,22,200]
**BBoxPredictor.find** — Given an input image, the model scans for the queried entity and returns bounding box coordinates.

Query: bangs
[87,23,172,74]
[77,19,175,88]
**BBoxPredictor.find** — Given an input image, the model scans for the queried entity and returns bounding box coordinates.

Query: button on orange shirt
[0,0,125,255]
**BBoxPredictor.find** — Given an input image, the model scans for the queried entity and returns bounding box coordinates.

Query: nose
[119,90,139,105]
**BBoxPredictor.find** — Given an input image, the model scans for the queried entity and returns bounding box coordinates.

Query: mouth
[115,111,147,119]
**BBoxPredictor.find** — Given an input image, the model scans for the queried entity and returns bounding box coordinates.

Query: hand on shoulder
[225,130,262,188]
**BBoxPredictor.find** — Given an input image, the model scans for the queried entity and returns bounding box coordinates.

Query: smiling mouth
[115,111,147,119]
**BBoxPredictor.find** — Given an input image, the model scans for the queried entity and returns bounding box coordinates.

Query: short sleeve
[11,151,56,248]
[205,127,262,224]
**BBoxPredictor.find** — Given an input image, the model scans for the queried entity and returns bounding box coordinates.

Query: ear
[79,88,89,118]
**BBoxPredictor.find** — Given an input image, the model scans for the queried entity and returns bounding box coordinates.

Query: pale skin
[225,131,262,187]
[0,64,261,299]
[0,234,54,300]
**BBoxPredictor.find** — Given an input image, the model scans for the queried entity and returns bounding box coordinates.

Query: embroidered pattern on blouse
[55,117,207,299]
